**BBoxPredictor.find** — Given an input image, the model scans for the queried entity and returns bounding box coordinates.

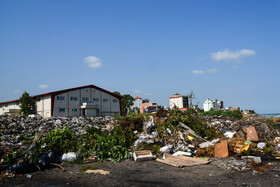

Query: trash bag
[38,154,51,169]
[48,150,61,163]
[8,161,38,174]
[60,152,81,162]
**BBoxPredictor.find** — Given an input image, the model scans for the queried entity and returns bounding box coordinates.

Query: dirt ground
[2,159,280,187]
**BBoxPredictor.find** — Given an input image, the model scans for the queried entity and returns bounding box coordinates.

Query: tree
[114,91,135,116]
[19,91,35,116]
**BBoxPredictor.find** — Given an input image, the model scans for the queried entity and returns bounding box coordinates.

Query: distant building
[228,107,240,111]
[0,85,122,118]
[203,98,223,112]
[132,96,143,109]
[131,96,150,113]
[169,93,189,109]
[217,100,224,110]
[243,110,255,114]
[140,102,160,114]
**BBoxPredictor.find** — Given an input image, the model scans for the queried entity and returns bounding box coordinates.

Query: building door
[82,109,85,116]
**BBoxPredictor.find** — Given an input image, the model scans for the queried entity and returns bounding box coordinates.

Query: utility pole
[189,91,196,109]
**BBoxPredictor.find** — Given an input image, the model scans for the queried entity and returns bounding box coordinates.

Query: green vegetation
[113,91,135,115]
[19,91,35,116]
[156,109,219,141]
[7,123,137,165]
[200,109,243,119]
[263,143,276,156]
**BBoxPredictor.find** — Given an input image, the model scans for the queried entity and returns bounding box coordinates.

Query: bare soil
[2,159,280,187]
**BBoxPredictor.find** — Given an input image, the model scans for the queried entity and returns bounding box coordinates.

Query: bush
[37,128,79,153]
[200,110,243,119]
[156,109,219,141]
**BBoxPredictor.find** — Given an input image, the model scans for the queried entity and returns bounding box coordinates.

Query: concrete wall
[36,95,51,118]
[0,102,20,116]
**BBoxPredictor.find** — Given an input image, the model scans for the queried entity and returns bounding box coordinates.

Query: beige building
[169,93,189,109]
[0,85,122,117]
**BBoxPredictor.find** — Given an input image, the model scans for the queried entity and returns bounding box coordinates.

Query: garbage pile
[0,115,118,174]
[203,115,279,142]
[0,115,116,147]
[131,111,280,172]
[0,110,280,176]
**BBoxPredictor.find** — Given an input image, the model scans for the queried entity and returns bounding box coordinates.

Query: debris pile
[0,110,280,178]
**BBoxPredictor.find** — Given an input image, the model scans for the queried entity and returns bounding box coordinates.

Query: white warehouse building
[0,85,122,118]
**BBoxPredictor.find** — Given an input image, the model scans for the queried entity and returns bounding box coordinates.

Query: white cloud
[39,84,49,89]
[133,89,142,94]
[211,49,256,61]
[208,68,217,73]
[84,56,102,68]
[13,90,21,94]
[192,70,205,75]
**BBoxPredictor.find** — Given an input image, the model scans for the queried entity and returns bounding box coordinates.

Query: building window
[93,98,99,102]
[57,96,65,100]
[59,108,65,112]
[70,97,78,101]
[113,99,118,103]
[82,97,89,102]
[72,108,77,112]
[103,98,109,102]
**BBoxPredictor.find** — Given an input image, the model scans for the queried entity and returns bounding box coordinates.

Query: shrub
[200,110,243,119]
[156,109,219,141]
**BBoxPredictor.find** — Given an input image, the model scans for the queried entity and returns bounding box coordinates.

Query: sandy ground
[2,159,280,187]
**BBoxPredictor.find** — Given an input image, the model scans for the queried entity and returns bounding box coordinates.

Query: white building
[131,96,150,113]
[132,96,143,109]
[169,93,189,109]
[203,98,223,111]
[0,85,122,118]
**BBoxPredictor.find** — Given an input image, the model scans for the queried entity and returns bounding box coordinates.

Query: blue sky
[0,0,280,113]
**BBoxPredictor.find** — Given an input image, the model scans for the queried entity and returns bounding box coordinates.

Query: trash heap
[0,110,280,176]
[130,110,280,172]
[0,115,120,174]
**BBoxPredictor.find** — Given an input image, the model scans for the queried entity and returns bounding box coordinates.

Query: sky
[0,0,280,114]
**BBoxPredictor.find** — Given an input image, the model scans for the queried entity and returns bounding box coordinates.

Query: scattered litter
[214,140,228,158]
[224,131,235,139]
[172,151,192,157]
[25,174,32,179]
[257,142,266,149]
[243,126,259,142]
[242,156,262,164]
[84,169,110,175]
[133,150,153,162]
[60,152,81,162]
[156,153,209,167]
[160,145,172,153]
